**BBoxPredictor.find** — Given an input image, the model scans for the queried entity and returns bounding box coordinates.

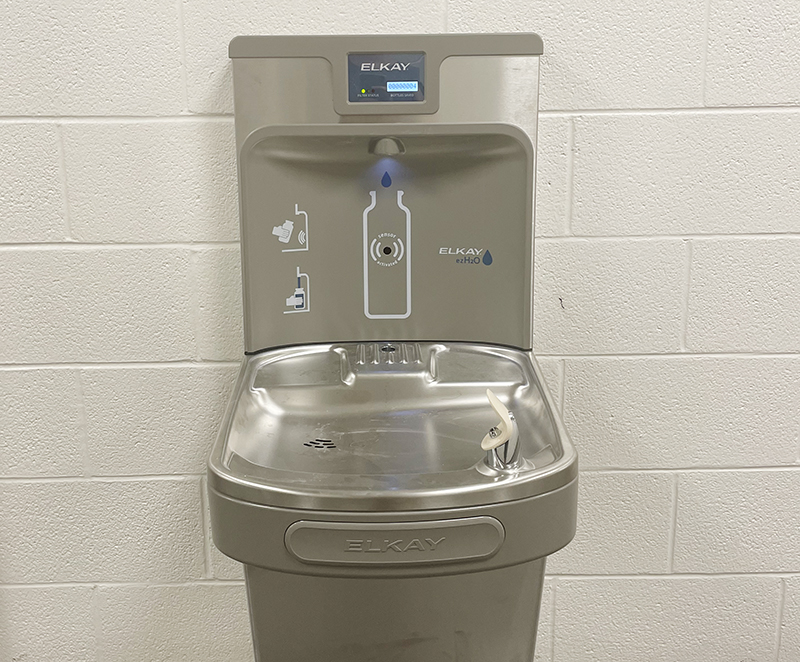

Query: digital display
[348,53,425,103]
[387,81,419,92]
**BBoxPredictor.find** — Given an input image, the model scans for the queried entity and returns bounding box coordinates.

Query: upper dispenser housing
[230,34,542,352]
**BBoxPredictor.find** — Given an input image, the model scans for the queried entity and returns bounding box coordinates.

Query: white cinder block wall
[1,0,798,659]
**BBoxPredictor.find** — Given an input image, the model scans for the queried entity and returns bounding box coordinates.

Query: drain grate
[304,438,336,449]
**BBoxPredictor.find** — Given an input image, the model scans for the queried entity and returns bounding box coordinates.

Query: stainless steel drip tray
[209,342,577,511]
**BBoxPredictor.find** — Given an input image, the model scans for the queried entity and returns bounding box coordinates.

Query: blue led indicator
[387,81,419,93]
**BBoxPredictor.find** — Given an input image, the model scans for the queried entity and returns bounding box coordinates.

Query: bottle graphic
[284,266,310,314]
[362,184,411,319]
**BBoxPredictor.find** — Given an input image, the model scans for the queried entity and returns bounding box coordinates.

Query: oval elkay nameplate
[285,517,505,566]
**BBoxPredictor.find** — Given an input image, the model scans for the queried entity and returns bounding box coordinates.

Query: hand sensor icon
[272,220,295,244]
[272,204,309,252]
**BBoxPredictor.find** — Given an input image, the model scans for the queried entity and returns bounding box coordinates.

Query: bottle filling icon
[284,266,310,314]
[363,186,411,319]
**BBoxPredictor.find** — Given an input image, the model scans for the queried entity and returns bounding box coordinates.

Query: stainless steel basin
[210,342,576,511]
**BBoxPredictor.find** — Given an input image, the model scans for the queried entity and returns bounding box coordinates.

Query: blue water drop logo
[381,172,392,188]
[482,250,493,266]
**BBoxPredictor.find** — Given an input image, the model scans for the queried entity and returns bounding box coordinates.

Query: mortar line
[540,105,800,117]
[199,476,213,580]
[90,583,102,662]
[536,233,800,242]
[581,466,800,474]
[549,576,558,662]
[0,580,246,589]
[531,351,800,359]
[546,572,800,580]
[0,361,240,370]
[700,0,713,107]
[175,0,191,113]
[0,240,239,250]
[54,124,73,241]
[680,239,693,351]
[0,115,234,124]
[74,369,92,477]
[564,118,576,236]
[558,359,566,417]
[0,474,205,484]
[188,248,203,361]
[667,473,679,572]
[775,578,787,661]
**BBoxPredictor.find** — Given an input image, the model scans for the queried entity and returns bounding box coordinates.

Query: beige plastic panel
[229,34,541,118]
[232,56,540,147]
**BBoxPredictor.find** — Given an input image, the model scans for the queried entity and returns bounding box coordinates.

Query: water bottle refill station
[208,34,578,661]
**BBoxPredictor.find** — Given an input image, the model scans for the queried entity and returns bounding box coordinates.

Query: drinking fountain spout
[482,389,521,471]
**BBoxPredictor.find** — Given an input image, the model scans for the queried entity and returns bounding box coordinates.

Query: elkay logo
[361,62,412,72]
[439,247,494,266]
[345,537,446,553]
[439,248,484,256]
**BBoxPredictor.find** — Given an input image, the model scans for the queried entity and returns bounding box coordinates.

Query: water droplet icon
[482,250,493,266]
[381,172,392,188]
